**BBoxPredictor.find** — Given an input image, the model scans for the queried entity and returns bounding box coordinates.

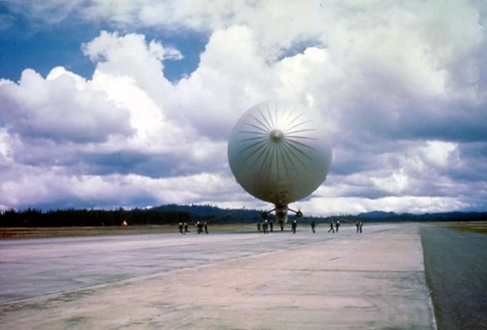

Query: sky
[1,0,487,216]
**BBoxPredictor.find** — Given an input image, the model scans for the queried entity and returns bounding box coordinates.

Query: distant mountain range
[153,204,487,223]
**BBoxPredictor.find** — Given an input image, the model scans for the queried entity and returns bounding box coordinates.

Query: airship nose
[270,129,284,143]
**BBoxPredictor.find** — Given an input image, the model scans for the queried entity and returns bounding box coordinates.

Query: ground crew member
[328,221,335,233]
[196,222,204,234]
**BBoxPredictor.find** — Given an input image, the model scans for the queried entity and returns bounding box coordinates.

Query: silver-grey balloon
[228,100,332,225]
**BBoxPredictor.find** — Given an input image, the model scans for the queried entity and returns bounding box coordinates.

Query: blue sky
[0,4,208,82]
[1,0,487,215]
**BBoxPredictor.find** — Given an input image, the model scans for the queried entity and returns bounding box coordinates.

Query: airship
[227,99,332,229]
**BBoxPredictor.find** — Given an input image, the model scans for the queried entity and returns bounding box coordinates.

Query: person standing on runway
[292,220,297,234]
[328,221,335,233]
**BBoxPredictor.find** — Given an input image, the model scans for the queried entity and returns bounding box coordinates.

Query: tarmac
[0,223,436,329]
[421,225,487,330]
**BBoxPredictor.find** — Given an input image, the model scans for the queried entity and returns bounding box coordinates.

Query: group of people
[178,222,209,234]
[258,220,298,233]
[257,219,364,234]
[178,222,189,234]
[327,220,340,233]
[195,221,209,234]
[179,220,363,235]
[327,220,364,233]
[355,221,363,233]
[256,219,300,234]
[259,220,273,233]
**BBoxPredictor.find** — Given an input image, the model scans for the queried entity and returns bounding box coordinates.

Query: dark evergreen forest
[0,208,189,227]
[0,205,264,227]
[0,204,485,228]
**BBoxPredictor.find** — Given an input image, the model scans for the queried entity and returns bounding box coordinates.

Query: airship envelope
[228,99,332,206]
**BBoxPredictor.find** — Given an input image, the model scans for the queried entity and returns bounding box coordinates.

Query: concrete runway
[0,224,436,329]
[421,225,487,330]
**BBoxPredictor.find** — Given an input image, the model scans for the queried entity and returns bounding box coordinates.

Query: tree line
[0,206,265,227]
[1,205,485,228]
[0,208,193,227]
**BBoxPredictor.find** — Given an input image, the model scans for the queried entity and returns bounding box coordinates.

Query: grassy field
[442,222,487,235]
[0,224,258,239]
